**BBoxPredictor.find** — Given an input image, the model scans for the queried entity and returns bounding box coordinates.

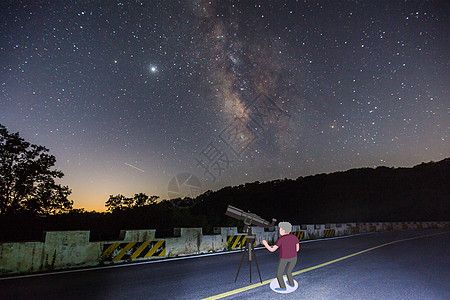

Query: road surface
[1,229,449,299]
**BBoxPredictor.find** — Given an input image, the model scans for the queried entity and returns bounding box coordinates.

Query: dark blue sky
[1,0,448,211]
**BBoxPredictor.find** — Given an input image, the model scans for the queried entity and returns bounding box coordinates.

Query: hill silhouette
[190,157,449,228]
[0,158,448,242]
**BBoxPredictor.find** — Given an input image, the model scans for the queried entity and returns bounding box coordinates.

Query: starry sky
[1,1,449,211]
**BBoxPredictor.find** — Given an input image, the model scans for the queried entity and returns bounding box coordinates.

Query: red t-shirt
[275,234,299,259]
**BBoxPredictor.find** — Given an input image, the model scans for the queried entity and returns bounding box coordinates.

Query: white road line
[0,232,374,281]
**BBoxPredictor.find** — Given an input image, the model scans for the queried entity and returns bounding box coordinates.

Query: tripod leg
[252,243,263,283]
[235,246,246,282]
[249,256,251,283]
[248,242,252,282]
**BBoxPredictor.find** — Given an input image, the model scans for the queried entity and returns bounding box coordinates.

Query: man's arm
[296,243,299,252]
[262,240,279,252]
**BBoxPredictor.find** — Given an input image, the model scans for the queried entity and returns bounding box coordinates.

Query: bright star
[149,65,158,74]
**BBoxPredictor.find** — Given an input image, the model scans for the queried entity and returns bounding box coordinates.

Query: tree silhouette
[105,193,159,212]
[105,194,129,212]
[134,193,159,206]
[0,124,72,215]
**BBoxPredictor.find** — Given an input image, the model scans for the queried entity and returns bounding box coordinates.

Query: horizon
[70,156,447,212]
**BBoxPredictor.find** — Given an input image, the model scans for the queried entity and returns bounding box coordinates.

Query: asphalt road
[1,229,449,300]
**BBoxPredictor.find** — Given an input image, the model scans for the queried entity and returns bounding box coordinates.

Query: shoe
[286,281,295,287]
[275,287,287,291]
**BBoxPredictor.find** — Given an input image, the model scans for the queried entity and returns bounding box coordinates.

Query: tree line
[0,123,448,242]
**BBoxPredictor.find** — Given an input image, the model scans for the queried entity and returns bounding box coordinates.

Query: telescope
[225,205,276,234]
[225,205,276,283]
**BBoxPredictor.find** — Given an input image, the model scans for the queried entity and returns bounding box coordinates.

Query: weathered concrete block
[44,231,90,245]
[291,225,301,232]
[119,230,156,242]
[267,225,277,232]
[214,227,238,236]
[257,232,278,245]
[173,227,202,238]
[41,231,98,270]
[167,228,203,256]
[199,235,226,252]
[393,222,402,230]
[42,242,101,270]
[250,226,264,234]
[0,242,44,274]
[335,224,348,236]
[360,223,369,232]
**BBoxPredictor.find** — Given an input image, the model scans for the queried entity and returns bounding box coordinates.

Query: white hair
[278,221,292,234]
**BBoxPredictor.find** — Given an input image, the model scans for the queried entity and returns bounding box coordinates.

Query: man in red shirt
[263,221,299,291]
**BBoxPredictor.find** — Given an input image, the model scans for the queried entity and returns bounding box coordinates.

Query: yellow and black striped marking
[102,240,165,262]
[324,229,335,238]
[291,231,305,240]
[369,225,377,232]
[227,235,255,249]
[350,227,360,234]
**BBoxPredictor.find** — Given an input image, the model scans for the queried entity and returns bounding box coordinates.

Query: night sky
[1,1,448,211]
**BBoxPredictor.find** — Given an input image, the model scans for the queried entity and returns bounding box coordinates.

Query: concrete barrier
[393,222,403,231]
[334,223,346,236]
[0,241,44,274]
[1,221,447,276]
[119,229,156,241]
[0,231,101,274]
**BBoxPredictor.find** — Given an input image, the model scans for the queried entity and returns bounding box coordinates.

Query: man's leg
[285,256,297,286]
[276,259,288,289]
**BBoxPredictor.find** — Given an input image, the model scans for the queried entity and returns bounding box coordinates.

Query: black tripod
[234,230,262,283]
